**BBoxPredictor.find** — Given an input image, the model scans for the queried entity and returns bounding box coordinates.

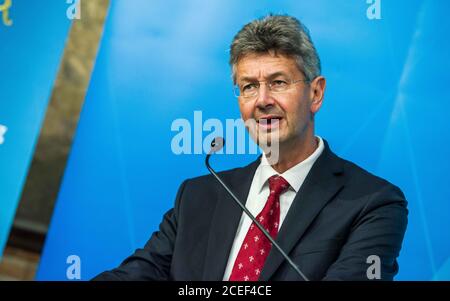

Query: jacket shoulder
[339,156,405,200]
[183,158,259,188]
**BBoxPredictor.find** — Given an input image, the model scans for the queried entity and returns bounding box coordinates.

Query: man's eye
[242,83,257,91]
[271,80,288,87]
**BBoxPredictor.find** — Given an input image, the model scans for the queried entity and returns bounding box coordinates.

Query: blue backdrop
[0,0,71,257]
[37,0,450,280]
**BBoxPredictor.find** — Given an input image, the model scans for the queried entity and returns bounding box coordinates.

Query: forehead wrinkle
[236,56,299,83]
[239,71,290,84]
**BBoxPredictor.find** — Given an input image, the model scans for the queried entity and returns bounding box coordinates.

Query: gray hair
[229,14,321,83]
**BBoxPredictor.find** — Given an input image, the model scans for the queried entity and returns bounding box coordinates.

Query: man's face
[235,53,321,148]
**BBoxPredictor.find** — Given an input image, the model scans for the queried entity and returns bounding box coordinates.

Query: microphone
[205,137,309,281]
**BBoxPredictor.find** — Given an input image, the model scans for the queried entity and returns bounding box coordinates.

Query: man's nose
[255,83,275,108]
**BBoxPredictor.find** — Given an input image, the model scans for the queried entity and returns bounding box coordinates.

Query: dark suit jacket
[93,140,408,281]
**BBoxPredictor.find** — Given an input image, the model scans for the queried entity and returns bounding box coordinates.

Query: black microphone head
[210,137,225,153]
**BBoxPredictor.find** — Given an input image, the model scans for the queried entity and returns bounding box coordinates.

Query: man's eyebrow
[238,71,290,83]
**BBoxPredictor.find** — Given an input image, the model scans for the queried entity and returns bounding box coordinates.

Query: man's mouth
[257,115,283,130]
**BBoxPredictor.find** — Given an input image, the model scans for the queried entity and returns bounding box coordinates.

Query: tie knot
[268,175,289,196]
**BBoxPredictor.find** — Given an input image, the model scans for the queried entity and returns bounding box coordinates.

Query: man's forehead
[235,53,299,80]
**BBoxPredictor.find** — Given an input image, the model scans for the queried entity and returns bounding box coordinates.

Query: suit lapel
[260,141,345,281]
[202,158,260,280]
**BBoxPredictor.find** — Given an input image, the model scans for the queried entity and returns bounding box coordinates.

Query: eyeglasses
[233,78,309,99]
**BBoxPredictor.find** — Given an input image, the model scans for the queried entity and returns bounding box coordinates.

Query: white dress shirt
[222,136,324,280]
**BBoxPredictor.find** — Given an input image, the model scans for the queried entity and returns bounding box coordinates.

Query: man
[93,15,407,281]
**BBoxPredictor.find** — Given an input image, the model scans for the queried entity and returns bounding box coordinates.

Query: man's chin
[253,130,285,146]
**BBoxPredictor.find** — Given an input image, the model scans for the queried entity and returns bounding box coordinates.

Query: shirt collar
[255,136,324,193]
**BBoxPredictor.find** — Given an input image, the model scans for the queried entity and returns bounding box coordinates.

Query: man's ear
[310,76,326,114]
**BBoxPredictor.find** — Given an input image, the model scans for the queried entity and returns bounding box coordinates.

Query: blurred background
[0,0,449,280]
[0,0,109,280]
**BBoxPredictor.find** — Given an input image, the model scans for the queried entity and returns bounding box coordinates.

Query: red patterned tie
[229,175,289,281]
